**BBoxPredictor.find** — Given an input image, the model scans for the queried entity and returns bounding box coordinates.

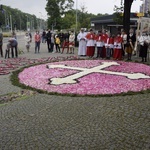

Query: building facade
[140,0,150,13]
[90,13,139,34]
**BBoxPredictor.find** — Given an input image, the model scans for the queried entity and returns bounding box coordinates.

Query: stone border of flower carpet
[0,90,37,105]
[10,56,150,97]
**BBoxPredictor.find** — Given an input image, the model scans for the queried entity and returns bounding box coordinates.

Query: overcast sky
[0,0,143,18]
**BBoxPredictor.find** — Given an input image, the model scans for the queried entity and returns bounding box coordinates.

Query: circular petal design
[18,60,150,95]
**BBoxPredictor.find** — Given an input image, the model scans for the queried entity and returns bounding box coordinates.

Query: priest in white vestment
[77,28,87,56]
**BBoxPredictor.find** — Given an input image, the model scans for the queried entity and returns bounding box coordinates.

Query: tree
[0,5,38,31]
[61,10,76,29]
[123,0,134,35]
[45,0,74,30]
[77,4,96,30]
[113,4,123,25]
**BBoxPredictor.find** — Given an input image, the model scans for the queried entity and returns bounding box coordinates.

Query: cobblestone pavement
[0,33,150,149]
[0,94,150,150]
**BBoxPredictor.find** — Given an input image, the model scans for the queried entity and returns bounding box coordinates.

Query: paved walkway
[0,36,150,149]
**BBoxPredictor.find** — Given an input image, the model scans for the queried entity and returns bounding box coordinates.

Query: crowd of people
[77,27,149,62]
[0,27,149,62]
[33,29,75,54]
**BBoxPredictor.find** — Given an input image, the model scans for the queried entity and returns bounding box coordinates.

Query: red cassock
[61,40,69,53]
[95,34,105,42]
[101,34,108,58]
[108,37,114,45]
[102,34,108,43]
[86,33,96,57]
[113,36,123,60]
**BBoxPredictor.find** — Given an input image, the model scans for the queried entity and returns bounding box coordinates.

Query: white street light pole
[10,15,12,33]
[26,15,28,31]
[19,15,21,31]
[39,12,42,31]
[17,12,21,31]
[76,0,78,31]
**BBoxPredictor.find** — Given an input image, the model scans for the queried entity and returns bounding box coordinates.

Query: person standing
[105,33,114,59]
[51,34,55,53]
[58,30,65,47]
[0,31,3,57]
[86,28,96,58]
[124,28,136,59]
[28,32,32,42]
[5,40,11,58]
[69,31,75,54]
[42,29,46,43]
[61,32,70,54]
[55,35,61,53]
[127,28,136,55]
[138,32,149,62]
[113,32,123,60]
[77,28,87,56]
[95,30,104,58]
[101,29,108,58]
[12,30,17,39]
[24,32,31,52]
[34,31,41,53]
[121,30,127,57]
[46,29,52,52]
[125,39,134,61]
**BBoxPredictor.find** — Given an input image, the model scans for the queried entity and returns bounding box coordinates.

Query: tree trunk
[123,0,133,35]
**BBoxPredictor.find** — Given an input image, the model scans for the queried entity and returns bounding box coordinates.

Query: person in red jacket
[113,32,123,60]
[34,31,41,53]
[86,28,96,58]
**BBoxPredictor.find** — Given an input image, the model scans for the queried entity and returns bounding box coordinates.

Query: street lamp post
[39,12,42,31]
[26,15,30,31]
[16,12,21,31]
[36,18,40,31]
[26,15,28,31]
[10,14,12,33]
[1,8,10,32]
[30,17,34,31]
[30,18,32,31]
[76,0,78,31]
[32,18,34,31]
[19,15,21,31]
[39,12,47,30]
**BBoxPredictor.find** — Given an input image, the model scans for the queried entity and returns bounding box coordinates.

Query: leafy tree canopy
[45,0,74,30]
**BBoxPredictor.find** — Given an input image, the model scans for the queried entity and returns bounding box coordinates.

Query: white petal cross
[47,62,150,85]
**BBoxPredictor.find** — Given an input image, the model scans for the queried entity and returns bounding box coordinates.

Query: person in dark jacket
[5,37,18,58]
[58,30,65,47]
[42,29,46,43]
[127,28,136,55]
[46,29,52,52]
[0,31,3,57]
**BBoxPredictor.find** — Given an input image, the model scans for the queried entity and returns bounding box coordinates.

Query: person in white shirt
[24,32,31,52]
[138,32,149,62]
[69,31,75,54]
[77,28,87,56]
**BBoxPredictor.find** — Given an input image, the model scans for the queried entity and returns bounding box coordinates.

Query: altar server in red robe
[86,28,96,58]
[95,30,105,58]
[105,33,114,59]
[113,32,123,60]
[101,29,108,58]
